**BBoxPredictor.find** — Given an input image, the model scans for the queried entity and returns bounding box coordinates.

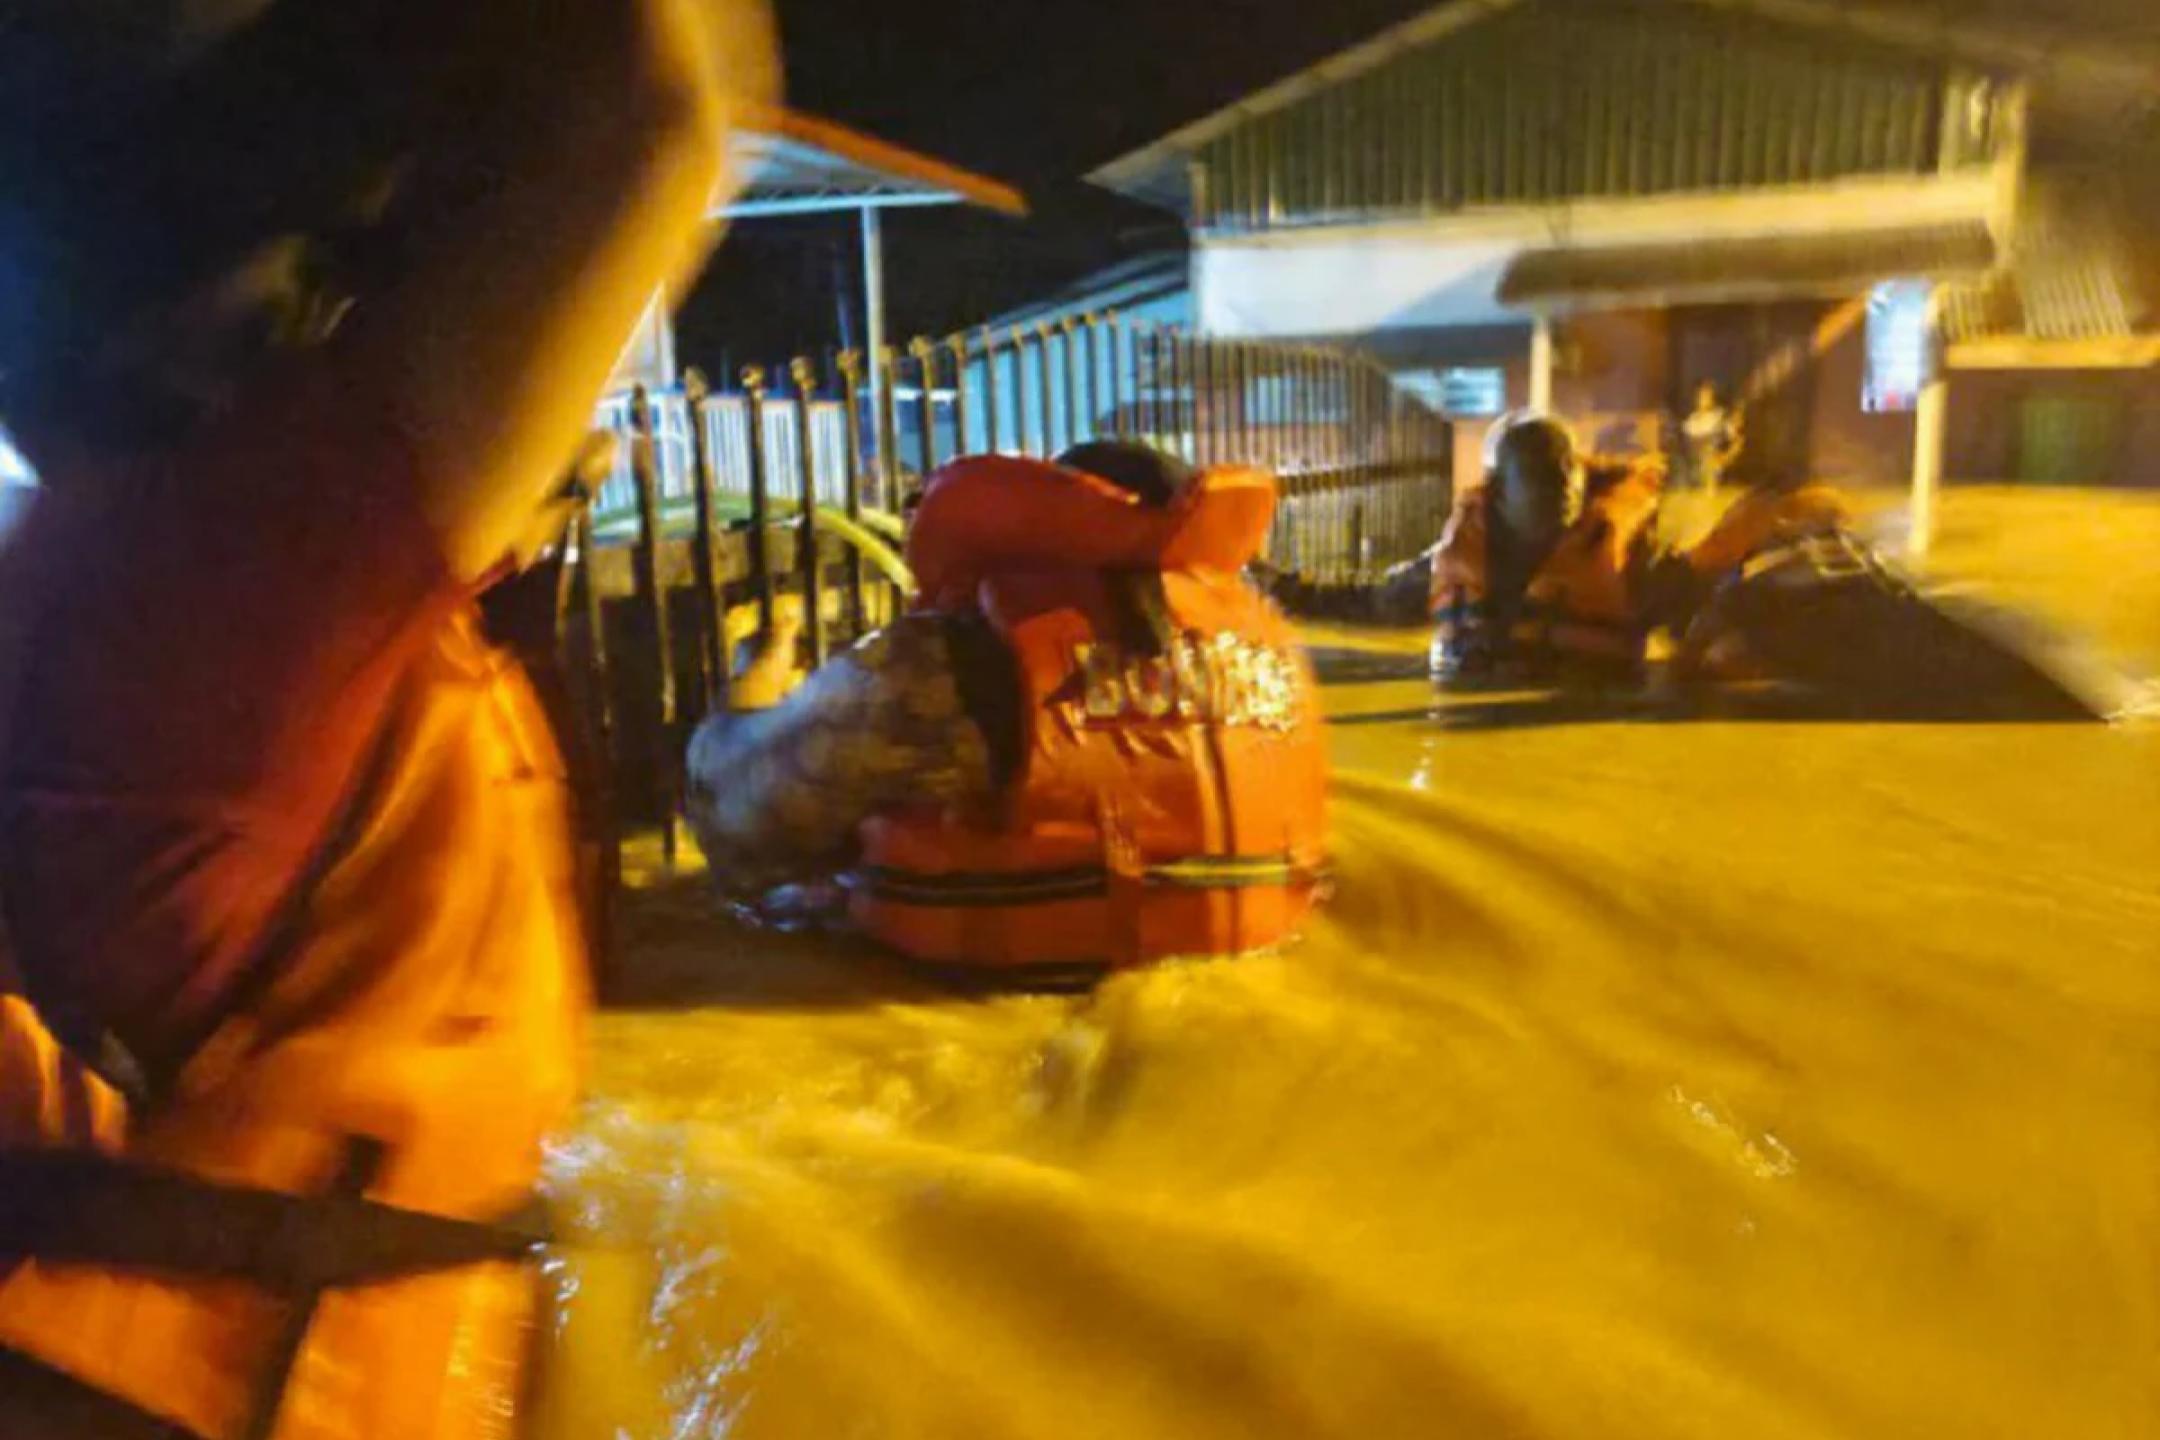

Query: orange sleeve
[1,397,465,1061]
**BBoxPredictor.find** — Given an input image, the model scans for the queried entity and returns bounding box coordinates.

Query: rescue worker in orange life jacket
[1428,413,1667,684]
[685,442,1330,988]
[0,1,768,1435]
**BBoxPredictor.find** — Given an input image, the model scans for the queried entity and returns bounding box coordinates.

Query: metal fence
[587,318,1453,585]
[554,321,1450,881]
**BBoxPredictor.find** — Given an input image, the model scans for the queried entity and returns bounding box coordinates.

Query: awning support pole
[1910,290,1946,562]
[861,206,888,474]
[1529,314,1555,413]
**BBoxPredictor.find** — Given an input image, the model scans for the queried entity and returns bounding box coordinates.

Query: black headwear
[1055,441,1195,509]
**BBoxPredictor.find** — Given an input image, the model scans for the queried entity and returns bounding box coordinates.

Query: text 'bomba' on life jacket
[856,456,1330,981]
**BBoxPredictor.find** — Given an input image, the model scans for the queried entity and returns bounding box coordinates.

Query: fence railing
[587,319,1454,582]
[549,321,1452,883]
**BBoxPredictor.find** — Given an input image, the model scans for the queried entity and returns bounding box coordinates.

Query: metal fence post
[682,367,724,711]
[1190,333,1210,467]
[1164,326,1182,454]
[1014,327,1040,456]
[790,356,826,668]
[1060,318,1083,451]
[1139,326,1159,446]
[741,365,776,644]
[1034,323,1058,456]
[910,336,939,481]
[837,349,870,635]
[627,385,678,867]
[875,345,902,512]
[1300,351,1322,575]
[1106,311,1127,439]
[981,327,1004,454]
[1080,315,1101,447]
[1215,336,1232,467]
[948,334,973,457]
[562,502,620,910]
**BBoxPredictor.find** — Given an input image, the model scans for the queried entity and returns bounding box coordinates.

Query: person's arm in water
[685,614,1014,900]
[1258,548,1436,627]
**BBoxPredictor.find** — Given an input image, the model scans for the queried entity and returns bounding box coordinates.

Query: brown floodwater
[535,490,2160,1439]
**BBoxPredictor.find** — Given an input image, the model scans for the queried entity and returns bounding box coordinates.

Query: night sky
[677,0,1433,367]
[678,0,2160,369]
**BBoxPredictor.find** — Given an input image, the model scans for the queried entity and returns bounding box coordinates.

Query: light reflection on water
[536,493,2160,1437]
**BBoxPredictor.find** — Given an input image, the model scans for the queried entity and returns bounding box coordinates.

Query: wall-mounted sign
[1864,280,1932,414]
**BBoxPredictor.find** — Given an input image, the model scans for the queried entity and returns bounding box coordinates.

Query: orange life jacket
[0,607,586,1440]
[1683,481,1855,578]
[0,990,129,1155]
[1429,463,1664,674]
[856,457,1329,978]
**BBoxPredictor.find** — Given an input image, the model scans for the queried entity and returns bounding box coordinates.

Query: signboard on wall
[1863,280,1931,414]
[1396,367,1507,418]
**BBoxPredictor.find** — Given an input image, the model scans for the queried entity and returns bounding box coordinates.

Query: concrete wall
[1809,316,1914,487]
[1360,297,2160,493]
[1943,370,2160,488]
[1553,309,1670,456]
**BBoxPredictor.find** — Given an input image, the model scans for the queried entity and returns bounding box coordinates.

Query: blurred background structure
[1083,0,2157,512]
[611,0,2158,521]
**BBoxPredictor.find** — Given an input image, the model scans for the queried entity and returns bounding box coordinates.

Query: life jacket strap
[0,1147,549,1295]
[856,853,1324,908]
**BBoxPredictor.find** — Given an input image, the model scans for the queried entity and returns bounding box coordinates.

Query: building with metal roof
[1087,0,2160,517]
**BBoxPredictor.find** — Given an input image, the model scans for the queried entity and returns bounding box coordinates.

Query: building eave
[1086,0,2159,215]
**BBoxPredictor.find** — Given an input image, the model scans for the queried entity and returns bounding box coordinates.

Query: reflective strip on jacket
[0,608,586,1440]
[856,458,1330,974]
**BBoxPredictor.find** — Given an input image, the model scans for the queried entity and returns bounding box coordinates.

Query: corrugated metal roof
[1941,178,2151,342]
[723,110,1027,219]
[1498,220,1998,310]
[1090,0,2159,219]
[1189,1,1987,232]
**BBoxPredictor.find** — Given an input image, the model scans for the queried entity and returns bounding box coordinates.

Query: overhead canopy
[723,108,1027,220]
[1497,221,1999,312]
[1942,175,2158,367]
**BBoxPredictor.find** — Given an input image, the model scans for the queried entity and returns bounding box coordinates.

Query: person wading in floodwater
[685,442,1332,989]
[0,1,773,1434]
[1679,380,1743,496]
[1263,412,2140,721]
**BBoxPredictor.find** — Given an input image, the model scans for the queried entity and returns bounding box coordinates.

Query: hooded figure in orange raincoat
[686,442,1331,988]
[0,1,770,1435]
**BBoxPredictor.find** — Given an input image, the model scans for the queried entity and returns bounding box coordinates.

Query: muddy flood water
[534,489,2160,1440]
